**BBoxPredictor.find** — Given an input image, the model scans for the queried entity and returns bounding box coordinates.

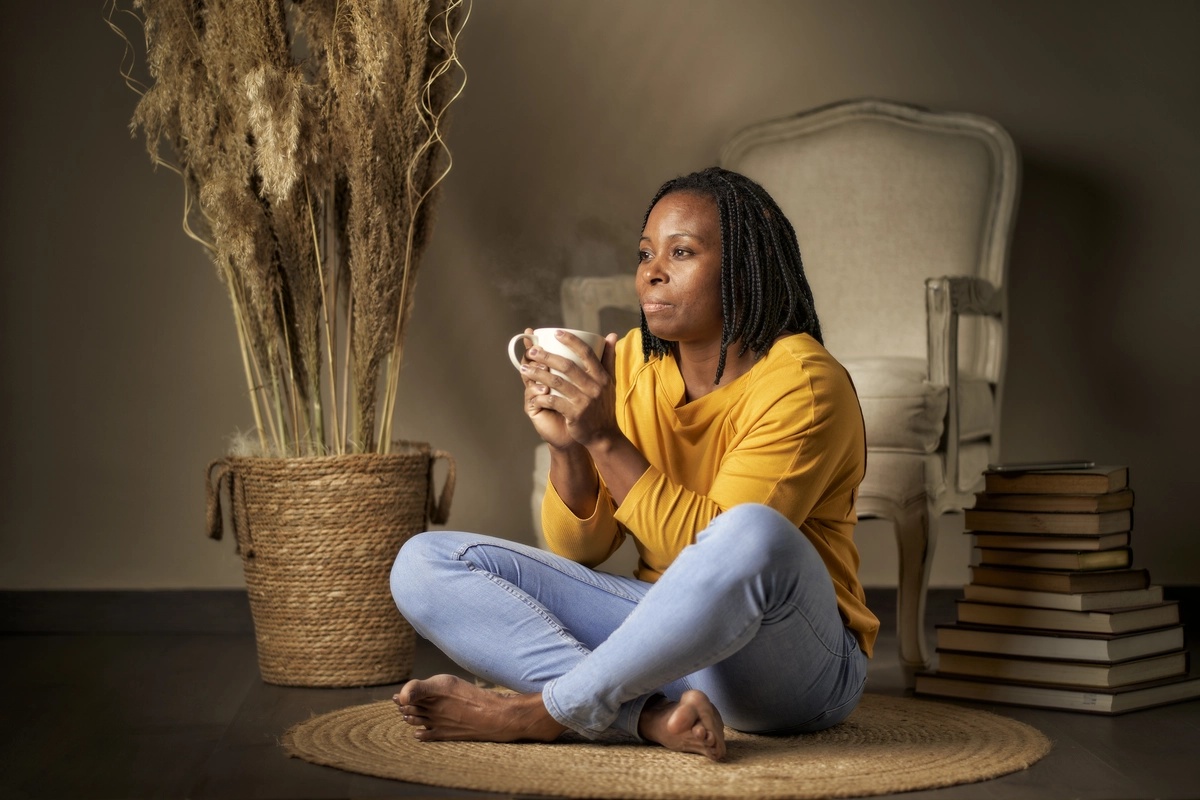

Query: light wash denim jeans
[390,503,866,741]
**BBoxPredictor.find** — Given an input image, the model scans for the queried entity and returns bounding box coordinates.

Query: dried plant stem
[227,275,272,454]
[278,292,303,457]
[269,364,288,455]
[378,0,469,453]
[234,271,284,455]
[332,197,352,456]
[341,304,355,453]
[229,277,270,455]
[114,0,468,457]
[305,179,337,453]
[104,1,148,97]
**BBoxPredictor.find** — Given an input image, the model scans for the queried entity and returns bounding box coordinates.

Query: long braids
[640,167,823,383]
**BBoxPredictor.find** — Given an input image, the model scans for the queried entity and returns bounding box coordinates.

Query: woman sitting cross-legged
[389,166,879,761]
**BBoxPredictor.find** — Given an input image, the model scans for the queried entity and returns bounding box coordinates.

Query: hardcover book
[968,565,1150,594]
[914,671,1200,714]
[972,547,1132,572]
[983,465,1129,495]
[954,600,1179,635]
[934,623,1184,662]
[960,583,1164,611]
[971,488,1135,513]
[964,508,1131,535]
[933,650,1188,689]
[970,532,1130,551]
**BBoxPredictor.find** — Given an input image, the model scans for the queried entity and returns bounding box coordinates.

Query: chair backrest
[720,99,1019,384]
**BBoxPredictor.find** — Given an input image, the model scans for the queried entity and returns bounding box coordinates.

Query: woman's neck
[675,341,760,403]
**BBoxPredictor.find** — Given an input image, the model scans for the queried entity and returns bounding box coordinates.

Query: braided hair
[639,166,823,384]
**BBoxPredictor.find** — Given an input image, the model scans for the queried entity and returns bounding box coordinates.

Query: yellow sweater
[542,329,879,657]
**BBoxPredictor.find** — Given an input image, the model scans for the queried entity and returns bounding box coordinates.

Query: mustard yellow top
[541,329,879,657]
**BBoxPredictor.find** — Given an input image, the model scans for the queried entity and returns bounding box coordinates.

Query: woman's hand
[520,344,573,451]
[520,330,620,450]
[519,329,650,509]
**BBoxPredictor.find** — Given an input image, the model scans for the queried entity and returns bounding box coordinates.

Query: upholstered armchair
[531,99,1020,676]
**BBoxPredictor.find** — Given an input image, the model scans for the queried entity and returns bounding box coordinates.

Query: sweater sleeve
[540,469,626,568]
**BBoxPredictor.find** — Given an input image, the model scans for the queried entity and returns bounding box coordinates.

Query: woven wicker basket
[206,442,455,687]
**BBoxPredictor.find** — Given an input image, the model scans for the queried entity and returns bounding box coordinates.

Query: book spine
[955,601,1178,634]
[959,584,1164,611]
[973,548,1131,571]
[964,509,1131,535]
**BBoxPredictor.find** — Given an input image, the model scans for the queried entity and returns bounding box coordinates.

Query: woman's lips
[641,301,672,314]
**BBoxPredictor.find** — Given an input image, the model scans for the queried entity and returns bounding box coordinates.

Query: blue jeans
[390,503,866,741]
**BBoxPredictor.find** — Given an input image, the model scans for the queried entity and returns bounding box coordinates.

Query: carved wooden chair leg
[892,497,937,684]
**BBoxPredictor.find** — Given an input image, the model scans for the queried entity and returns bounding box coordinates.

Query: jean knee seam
[451,538,493,561]
[465,563,590,657]
[455,540,646,605]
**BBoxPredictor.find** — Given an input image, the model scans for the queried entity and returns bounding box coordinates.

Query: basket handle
[428,449,456,525]
[206,459,232,541]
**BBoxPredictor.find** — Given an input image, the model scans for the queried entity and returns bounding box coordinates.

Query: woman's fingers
[521,371,553,410]
[519,331,618,449]
[522,352,583,403]
[528,342,609,399]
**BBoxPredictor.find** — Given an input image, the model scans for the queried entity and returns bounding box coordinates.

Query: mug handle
[507,332,534,371]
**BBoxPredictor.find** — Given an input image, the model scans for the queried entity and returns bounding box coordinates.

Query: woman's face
[637,191,724,346]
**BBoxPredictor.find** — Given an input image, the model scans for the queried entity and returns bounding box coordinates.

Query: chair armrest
[925,275,1002,499]
[925,276,1001,385]
[939,275,1002,316]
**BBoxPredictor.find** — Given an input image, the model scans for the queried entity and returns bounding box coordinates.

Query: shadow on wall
[1002,154,1140,457]
[489,215,635,330]
[985,150,1199,580]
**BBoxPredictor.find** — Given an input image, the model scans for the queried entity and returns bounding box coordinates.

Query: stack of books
[915,464,1200,713]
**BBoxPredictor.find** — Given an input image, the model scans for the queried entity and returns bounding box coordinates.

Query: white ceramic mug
[507,328,605,396]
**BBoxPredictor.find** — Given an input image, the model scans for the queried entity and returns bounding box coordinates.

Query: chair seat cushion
[843,357,994,453]
[858,443,993,507]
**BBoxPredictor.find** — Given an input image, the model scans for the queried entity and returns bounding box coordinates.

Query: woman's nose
[640,255,667,285]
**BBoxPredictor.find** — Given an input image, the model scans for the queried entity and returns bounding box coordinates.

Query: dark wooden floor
[2,588,1199,800]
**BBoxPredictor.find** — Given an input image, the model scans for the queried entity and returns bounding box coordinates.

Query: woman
[390,167,878,761]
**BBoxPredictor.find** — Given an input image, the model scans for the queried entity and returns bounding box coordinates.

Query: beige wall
[2,0,1197,589]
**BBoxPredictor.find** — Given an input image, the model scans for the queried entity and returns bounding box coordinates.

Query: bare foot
[393,674,566,743]
[637,689,726,761]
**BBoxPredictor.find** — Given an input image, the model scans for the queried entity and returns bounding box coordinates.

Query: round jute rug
[282,693,1051,799]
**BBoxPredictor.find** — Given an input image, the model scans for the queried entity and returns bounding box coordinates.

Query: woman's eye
[637,250,652,262]
[673,248,690,258]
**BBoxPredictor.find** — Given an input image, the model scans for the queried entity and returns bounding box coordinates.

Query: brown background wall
[1,0,1197,589]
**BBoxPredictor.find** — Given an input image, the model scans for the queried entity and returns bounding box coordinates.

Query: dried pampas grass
[108,0,468,456]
